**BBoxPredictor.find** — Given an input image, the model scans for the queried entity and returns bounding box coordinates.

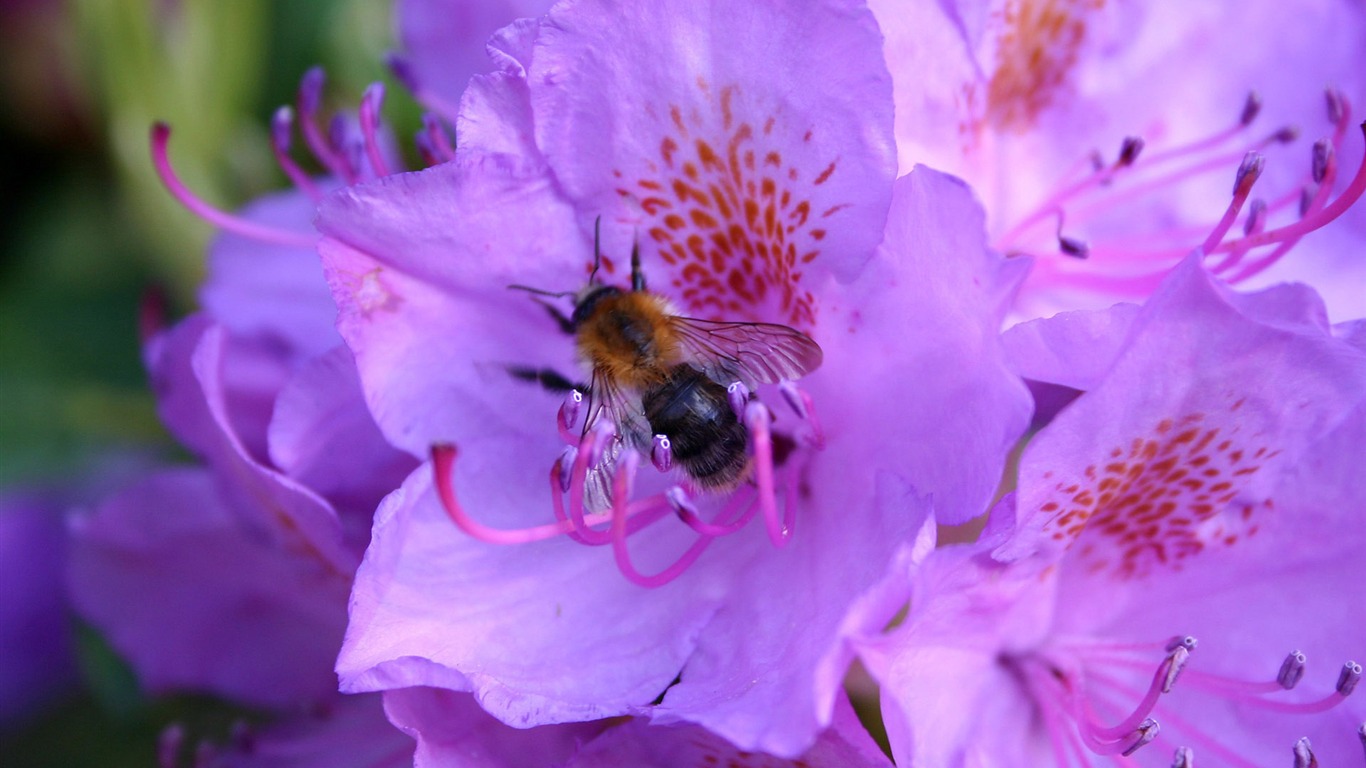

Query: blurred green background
[0,1,401,763]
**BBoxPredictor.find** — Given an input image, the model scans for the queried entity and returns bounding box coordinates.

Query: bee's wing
[580,367,651,512]
[667,316,823,387]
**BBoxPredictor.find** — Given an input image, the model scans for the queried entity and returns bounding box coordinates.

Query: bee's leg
[631,237,646,292]
[507,365,584,393]
[525,296,576,334]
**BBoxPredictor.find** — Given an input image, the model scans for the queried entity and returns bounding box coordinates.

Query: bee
[513,228,823,509]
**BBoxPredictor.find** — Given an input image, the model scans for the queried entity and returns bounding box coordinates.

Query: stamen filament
[297,67,350,181]
[669,486,759,536]
[270,106,323,201]
[432,443,587,544]
[746,401,792,547]
[1212,121,1366,254]
[329,115,362,183]
[423,113,457,162]
[149,123,317,250]
[610,450,717,587]
[1086,667,1261,768]
[1018,661,1097,766]
[1081,655,1179,741]
[359,83,393,178]
[1200,152,1263,254]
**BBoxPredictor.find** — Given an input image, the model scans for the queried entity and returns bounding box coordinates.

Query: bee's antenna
[588,215,603,285]
[507,284,574,299]
[630,234,645,292]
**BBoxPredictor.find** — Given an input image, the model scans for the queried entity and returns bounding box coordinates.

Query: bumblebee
[516,230,822,508]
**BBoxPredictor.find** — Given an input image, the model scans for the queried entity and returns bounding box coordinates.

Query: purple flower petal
[0,494,76,728]
[317,155,584,458]
[528,0,897,304]
[268,345,419,528]
[383,687,601,767]
[999,255,1366,572]
[864,256,1366,765]
[68,469,350,709]
[396,0,554,113]
[566,692,892,767]
[147,317,357,573]
[1002,303,1141,391]
[813,167,1032,524]
[200,188,339,363]
[218,694,414,768]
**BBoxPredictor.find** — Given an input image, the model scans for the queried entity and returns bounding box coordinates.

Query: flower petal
[268,345,418,527]
[815,167,1032,524]
[528,0,896,320]
[382,687,601,767]
[148,316,357,573]
[317,156,584,457]
[68,469,350,710]
[200,189,338,363]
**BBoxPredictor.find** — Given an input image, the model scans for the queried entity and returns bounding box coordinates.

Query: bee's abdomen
[643,366,749,489]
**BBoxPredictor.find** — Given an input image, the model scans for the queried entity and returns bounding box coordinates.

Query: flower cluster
[42,0,1366,765]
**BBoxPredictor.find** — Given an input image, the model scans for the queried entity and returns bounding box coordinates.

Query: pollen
[1037,408,1279,580]
[615,82,836,328]
[972,0,1105,133]
[336,267,401,316]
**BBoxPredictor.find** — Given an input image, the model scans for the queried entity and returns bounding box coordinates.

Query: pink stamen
[562,425,617,545]
[998,106,1266,251]
[1219,151,1336,283]
[547,456,674,547]
[423,114,457,162]
[610,450,718,588]
[1069,141,1273,231]
[415,132,440,167]
[159,723,185,768]
[432,443,586,544]
[1200,152,1263,254]
[1079,648,1185,741]
[669,486,759,537]
[1211,121,1366,255]
[1024,666,1093,767]
[746,401,791,547]
[359,82,393,178]
[557,389,583,443]
[149,123,316,250]
[1024,658,1158,758]
[296,67,350,181]
[780,381,826,448]
[269,106,323,201]
[329,115,362,183]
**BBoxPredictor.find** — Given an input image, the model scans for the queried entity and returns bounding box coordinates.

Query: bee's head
[570,284,622,329]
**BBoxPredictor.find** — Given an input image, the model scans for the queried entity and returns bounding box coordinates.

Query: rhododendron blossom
[52,0,1366,764]
[856,256,1366,766]
[874,0,1366,317]
[317,0,1031,755]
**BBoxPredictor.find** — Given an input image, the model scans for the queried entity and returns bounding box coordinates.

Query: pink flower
[319,0,1030,754]
[855,256,1366,765]
[874,0,1366,318]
